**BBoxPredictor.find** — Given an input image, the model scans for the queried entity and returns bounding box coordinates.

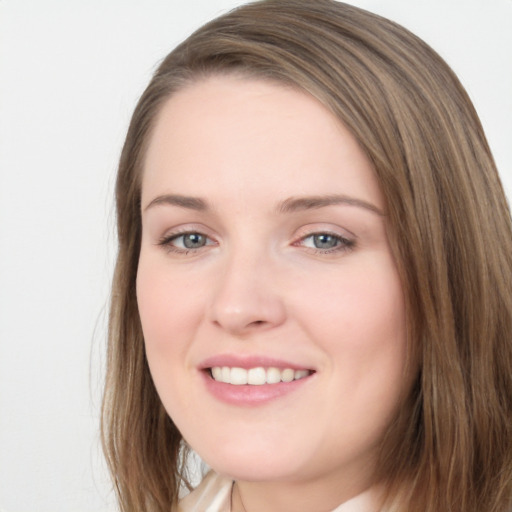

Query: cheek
[300,259,405,348]
[296,257,407,402]
[136,265,169,350]
[136,260,200,364]
[136,259,206,420]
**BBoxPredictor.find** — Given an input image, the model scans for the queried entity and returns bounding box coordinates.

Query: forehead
[141,75,383,211]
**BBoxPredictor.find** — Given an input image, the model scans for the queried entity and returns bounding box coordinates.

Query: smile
[210,366,312,385]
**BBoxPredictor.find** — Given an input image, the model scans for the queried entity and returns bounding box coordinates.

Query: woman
[101,1,512,511]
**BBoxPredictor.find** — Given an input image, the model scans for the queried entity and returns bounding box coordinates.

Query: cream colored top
[178,471,381,512]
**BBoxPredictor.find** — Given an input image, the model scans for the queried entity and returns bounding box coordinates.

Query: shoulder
[177,471,233,512]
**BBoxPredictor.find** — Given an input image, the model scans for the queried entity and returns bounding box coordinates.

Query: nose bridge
[208,239,286,334]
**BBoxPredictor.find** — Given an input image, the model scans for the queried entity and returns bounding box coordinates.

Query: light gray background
[0,1,511,511]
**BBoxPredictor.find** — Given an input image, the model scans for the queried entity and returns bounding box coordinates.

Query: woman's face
[137,76,408,491]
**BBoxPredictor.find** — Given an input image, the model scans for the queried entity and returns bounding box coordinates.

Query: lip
[199,354,315,406]
[199,354,313,371]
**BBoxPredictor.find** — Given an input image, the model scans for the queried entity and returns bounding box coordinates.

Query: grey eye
[182,233,207,249]
[312,234,340,249]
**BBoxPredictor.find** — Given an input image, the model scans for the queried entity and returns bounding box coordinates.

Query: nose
[208,249,287,336]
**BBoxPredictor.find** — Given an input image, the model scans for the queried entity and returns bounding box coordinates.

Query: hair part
[102,1,512,510]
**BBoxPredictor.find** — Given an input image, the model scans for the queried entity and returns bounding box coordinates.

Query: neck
[231,475,380,512]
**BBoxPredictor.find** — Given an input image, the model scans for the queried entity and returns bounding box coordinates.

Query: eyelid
[153,223,356,255]
[157,223,215,240]
[156,225,218,254]
[296,232,354,251]
[292,223,356,242]
[296,220,355,236]
[292,225,356,254]
[167,232,215,246]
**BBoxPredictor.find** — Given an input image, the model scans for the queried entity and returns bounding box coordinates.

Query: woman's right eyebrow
[143,194,209,212]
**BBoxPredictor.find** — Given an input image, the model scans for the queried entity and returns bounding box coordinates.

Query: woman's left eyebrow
[277,195,385,216]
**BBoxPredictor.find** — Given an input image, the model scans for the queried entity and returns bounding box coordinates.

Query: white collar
[178,471,381,512]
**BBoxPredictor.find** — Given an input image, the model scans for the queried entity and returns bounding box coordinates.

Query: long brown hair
[101,1,512,510]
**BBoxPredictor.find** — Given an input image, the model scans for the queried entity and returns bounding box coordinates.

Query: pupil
[314,234,338,249]
[184,233,205,249]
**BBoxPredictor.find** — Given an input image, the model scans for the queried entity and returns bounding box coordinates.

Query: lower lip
[201,371,313,406]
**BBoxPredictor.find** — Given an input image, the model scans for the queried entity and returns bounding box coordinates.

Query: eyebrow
[143,193,384,216]
[144,194,209,212]
[278,194,384,216]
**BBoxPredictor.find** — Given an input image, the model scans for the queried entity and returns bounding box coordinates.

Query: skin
[137,76,408,512]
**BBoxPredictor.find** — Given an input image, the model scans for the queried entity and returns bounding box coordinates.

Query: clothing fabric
[177,471,380,512]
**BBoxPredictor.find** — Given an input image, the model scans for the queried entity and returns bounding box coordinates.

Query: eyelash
[157,230,216,255]
[295,232,355,254]
[157,230,355,255]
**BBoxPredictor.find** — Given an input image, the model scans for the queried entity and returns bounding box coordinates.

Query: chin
[194,441,309,483]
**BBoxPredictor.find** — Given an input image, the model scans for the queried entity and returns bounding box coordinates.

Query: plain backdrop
[0,1,511,511]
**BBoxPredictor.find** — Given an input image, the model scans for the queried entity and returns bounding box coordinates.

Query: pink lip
[198,354,315,406]
[200,372,313,406]
[199,354,313,371]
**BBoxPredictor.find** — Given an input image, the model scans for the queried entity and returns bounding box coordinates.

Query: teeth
[247,367,266,385]
[266,367,281,384]
[211,367,222,381]
[230,367,248,385]
[210,366,311,385]
[281,368,295,383]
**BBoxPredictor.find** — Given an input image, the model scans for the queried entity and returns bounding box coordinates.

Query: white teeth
[210,366,311,385]
[211,367,222,381]
[247,367,266,385]
[295,370,309,379]
[230,367,248,385]
[281,368,295,383]
[266,367,281,384]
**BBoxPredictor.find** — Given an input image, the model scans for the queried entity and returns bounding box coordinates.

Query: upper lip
[199,354,315,371]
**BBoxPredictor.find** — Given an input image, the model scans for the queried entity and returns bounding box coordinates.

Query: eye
[298,232,355,253]
[158,231,215,253]
[177,232,208,249]
[306,233,340,249]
